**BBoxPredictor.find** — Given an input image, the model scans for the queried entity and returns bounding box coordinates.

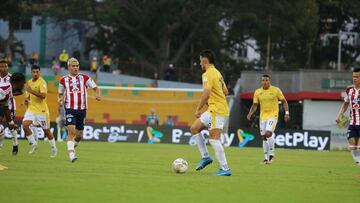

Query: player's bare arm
[221,79,229,96]
[93,86,101,101]
[336,101,349,123]
[195,89,211,118]
[281,98,290,122]
[58,93,64,106]
[25,84,46,99]
[247,103,258,121]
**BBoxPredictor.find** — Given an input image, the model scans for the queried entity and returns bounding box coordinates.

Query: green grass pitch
[0,140,359,203]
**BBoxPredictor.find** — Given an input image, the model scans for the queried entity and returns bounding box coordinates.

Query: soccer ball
[172,158,188,173]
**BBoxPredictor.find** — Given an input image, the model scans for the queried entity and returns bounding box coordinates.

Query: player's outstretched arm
[336,102,349,123]
[93,87,101,101]
[247,103,258,121]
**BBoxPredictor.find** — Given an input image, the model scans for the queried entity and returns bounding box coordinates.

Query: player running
[190,49,231,176]
[58,58,101,162]
[22,65,57,157]
[336,68,360,168]
[0,58,21,155]
[247,74,290,164]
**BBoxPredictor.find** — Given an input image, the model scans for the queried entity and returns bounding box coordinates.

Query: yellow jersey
[26,77,49,114]
[253,85,284,121]
[202,65,229,116]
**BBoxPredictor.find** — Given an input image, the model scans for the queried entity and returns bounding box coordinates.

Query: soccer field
[0,140,358,203]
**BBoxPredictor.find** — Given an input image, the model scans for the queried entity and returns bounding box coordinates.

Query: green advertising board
[321,78,352,90]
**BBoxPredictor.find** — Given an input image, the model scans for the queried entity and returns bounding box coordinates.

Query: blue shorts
[347,125,360,140]
[65,109,87,130]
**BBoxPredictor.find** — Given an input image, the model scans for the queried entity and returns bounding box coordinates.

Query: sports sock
[11,129,18,146]
[263,140,269,160]
[351,149,360,164]
[267,136,275,156]
[67,141,75,159]
[26,134,37,145]
[193,133,209,158]
[209,139,229,170]
[48,138,56,148]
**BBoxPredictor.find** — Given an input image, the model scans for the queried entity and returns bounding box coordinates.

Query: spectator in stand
[59,49,69,69]
[153,72,159,87]
[165,64,176,81]
[146,109,159,127]
[72,48,80,62]
[162,115,175,126]
[51,56,60,76]
[90,57,98,82]
[29,52,39,66]
[18,54,26,74]
[102,55,112,72]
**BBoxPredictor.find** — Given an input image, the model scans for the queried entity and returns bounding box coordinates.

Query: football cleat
[268,155,275,164]
[12,145,18,156]
[70,156,78,163]
[195,157,213,171]
[212,169,232,176]
[50,147,57,158]
[28,143,38,154]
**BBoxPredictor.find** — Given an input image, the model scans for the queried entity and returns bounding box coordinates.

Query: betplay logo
[274,131,329,150]
[237,129,255,147]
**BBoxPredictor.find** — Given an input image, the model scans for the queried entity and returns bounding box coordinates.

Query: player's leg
[348,125,360,166]
[208,114,231,176]
[191,111,212,171]
[264,118,277,164]
[41,113,57,158]
[9,110,19,155]
[74,110,86,147]
[0,124,4,149]
[22,111,38,154]
[65,109,77,162]
[259,119,269,163]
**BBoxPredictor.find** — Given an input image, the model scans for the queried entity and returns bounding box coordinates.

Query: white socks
[11,129,18,146]
[26,134,37,145]
[263,140,269,160]
[209,139,229,170]
[67,141,76,159]
[267,136,275,156]
[48,138,56,149]
[351,149,360,164]
[194,133,209,158]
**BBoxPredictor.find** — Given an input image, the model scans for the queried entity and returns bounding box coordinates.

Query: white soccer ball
[172,158,188,173]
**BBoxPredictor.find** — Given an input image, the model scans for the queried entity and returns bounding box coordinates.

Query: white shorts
[23,110,50,129]
[199,111,227,130]
[259,118,277,136]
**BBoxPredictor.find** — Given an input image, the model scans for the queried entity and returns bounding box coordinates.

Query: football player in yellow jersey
[22,65,57,157]
[247,75,290,164]
[190,49,231,176]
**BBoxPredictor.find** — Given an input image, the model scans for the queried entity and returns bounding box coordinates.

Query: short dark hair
[31,65,40,70]
[200,49,215,64]
[0,57,8,64]
[10,72,26,84]
[262,74,270,78]
[353,68,360,73]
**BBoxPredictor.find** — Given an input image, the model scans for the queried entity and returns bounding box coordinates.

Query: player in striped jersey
[0,59,22,155]
[337,68,360,168]
[58,58,101,162]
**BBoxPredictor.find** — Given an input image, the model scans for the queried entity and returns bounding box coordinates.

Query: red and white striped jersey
[0,82,13,108]
[0,73,11,83]
[58,73,97,110]
[345,85,360,125]
[0,73,15,111]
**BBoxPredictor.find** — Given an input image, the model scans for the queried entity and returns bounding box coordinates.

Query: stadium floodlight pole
[324,31,359,71]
